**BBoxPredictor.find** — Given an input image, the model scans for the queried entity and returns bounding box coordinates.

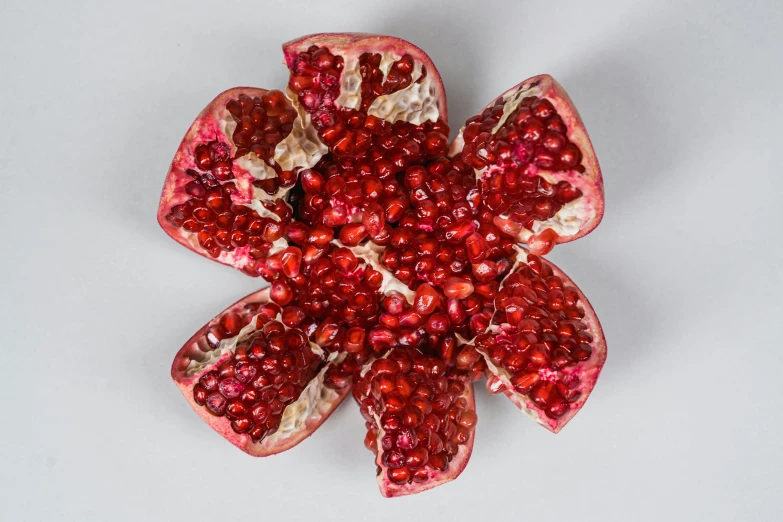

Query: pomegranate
[160,33,606,497]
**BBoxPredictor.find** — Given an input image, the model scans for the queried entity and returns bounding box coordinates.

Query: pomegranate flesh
[158,87,326,275]
[161,33,607,497]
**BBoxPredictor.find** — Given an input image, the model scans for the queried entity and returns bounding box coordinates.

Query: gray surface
[1,0,781,520]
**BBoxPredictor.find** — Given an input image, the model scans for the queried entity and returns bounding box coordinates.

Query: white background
[1,0,781,520]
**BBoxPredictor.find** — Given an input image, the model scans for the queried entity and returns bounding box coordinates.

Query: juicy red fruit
[163,33,606,498]
[464,95,583,237]
[163,165,280,259]
[158,87,301,274]
[228,91,298,161]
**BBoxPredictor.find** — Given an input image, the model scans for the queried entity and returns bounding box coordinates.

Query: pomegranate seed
[528,228,559,256]
[270,280,293,305]
[205,393,228,416]
[465,232,489,263]
[387,466,411,484]
[455,346,481,371]
[442,277,474,299]
[413,284,439,316]
[339,223,368,246]
[280,246,302,278]
[444,219,477,243]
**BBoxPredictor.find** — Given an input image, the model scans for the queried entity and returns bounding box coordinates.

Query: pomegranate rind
[479,251,606,433]
[282,33,448,124]
[170,288,350,456]
[450,74,604,246]
[157,87,288,274]
[376,380,476,498]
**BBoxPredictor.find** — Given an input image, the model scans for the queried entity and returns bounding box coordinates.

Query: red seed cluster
[311,109,449,163]
[163,91,300,262]
[269,248,383,341]
[164,162,286,260]
[288,116,450,246]
[377,158,517,293]
[253,237,488,385]
[459,96,584,231]
[254,244,384,383]
[289,46,344,110]
[226,91,297,162]
[193,319,324,441]
[200,301,284,349]
[357,53,418,111]
[353,350,477,485]
[223,91,300,197]
[289,46,448,160]
[288,46,347,148]
[203,310,247,349]
[192,140,233,180]
[475,254,592,419]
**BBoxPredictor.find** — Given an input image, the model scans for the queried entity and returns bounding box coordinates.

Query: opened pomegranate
[161,33,606,497]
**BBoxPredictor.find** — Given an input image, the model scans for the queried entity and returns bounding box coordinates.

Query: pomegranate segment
[158,87,327,275]
[171,288,350,456]
[450,75,604,254]
[283,35,448,162]
[283,33,448,124]
[353,350,476,497]
[474,250,606,433]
